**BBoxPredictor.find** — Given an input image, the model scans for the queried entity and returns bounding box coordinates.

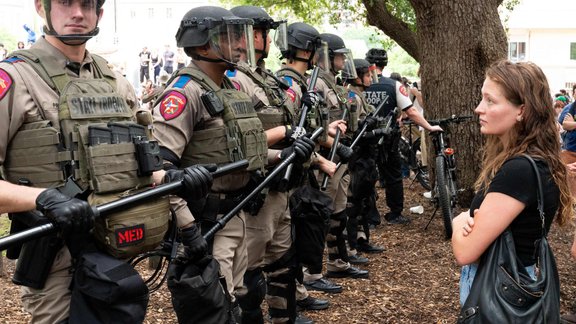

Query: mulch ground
[1,178,576,323]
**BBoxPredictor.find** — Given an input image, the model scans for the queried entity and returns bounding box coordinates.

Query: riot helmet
[176,6,256,68]
[41,0,106,46]
[230,6,287,60]
[345,58,375,89]
[319,33,355,78]
[281,22,323,69]
[365,48,388,69]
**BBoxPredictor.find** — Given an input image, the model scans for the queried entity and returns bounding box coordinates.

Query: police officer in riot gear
[315,33,369,279]
[154,6,315,323]
[364,48,442,225]
[343,58,385,260]
[276,22,346,295]
[0,0,213,322]
[227,6,331,324]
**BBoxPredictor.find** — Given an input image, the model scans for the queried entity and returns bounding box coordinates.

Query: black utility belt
[205,192,244,216]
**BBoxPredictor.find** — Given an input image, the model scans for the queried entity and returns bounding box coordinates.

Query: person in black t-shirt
[451,60,572,307]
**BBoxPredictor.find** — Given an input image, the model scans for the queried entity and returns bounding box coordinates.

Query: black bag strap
[521,154,546,237]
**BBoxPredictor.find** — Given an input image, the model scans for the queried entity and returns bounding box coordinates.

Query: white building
[94,0,217,88]
[0,0,218,88]
[507,0,576,93]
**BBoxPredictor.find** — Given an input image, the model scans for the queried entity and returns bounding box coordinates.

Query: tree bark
[365,0,507,205]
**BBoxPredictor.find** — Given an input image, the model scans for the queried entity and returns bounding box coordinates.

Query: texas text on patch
[0,69,13,101]
[160,91,187,120]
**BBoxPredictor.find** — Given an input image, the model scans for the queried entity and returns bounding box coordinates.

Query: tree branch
[362,0,420,61]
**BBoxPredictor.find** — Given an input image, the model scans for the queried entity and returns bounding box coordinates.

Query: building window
[166,8,172,19]
[571,42,576,60]
[148,8,154,18]
[508,41,526,62]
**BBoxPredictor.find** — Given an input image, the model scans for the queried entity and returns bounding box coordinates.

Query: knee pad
[329,211,348,235]
[238,268,266,311]
[266,270,297,322]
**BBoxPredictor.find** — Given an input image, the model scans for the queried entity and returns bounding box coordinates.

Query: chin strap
[43,26,100,46]
[192,54,236,70]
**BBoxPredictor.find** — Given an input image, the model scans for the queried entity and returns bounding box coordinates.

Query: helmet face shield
[339,50,357,79]
[369,64,379,84]
[274,21,288,53]
[208,19,256,67]
[313,41,329,71]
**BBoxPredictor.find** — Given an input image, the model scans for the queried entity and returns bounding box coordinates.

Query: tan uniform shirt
[152,62,251,223]
[277,66,306,112]
[0,37,138,167]
[315,72,342,111]
[228,65,270,108]
[348,86,373,117]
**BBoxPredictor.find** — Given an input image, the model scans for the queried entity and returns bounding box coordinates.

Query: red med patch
[232,81,241,91]
[0,69,13,101]
[286,89,296,102]
[160,91,187,120]
[399,84,409,97]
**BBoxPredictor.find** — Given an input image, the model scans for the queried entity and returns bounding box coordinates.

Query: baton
[320,108,348,190]
[282,67,321,184]
[334,96,390,170]
[0,160,249,251]
[203,127,324,240]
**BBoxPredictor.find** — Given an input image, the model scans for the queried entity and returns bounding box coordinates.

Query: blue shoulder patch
[348,91,356,99]
[173,75,191,89]
[2,57,24,64]
[283,76,293,87]
[226,70,237,78]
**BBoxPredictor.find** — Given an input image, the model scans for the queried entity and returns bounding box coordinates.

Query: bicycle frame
[400,120,431,191]
[425,115,473,239]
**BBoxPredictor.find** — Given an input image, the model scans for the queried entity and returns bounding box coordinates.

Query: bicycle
[424,115,473,239]
[399,119,431,191]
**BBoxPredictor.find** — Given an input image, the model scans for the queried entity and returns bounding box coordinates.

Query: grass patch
[0,214,10,237]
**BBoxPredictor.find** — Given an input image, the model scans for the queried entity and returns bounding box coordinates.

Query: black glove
[164,165,213,201]
[279,136,315,164]
[336,144,354,163]
[180,224,208,257]
[285,125,307,142]
[301,91,321,109]
[363,127,392,139]
[36,188,95,235]
[360,115,378,131]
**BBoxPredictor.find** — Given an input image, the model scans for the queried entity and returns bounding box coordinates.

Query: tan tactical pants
[317,166,351,272]
[21,247,72,324]
[213,211,248,303]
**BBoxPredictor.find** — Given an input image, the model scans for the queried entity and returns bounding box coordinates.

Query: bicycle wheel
[435,155,453,239]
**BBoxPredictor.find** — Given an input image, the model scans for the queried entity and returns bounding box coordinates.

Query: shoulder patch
[226,69,237,78]
[173,75,191,89]
[399,84,409,97]
[160,91,187,120]
[348,91,356,103]
[283,76,293,87]
[0,69,13,101]
[3,57,24,64]
[286,88,296,102]
[232,80,241,91]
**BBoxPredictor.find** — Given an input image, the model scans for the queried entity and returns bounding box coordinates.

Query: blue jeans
[459,263,537,306]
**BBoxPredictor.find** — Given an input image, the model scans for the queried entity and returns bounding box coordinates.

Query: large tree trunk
[364,0,507,205]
